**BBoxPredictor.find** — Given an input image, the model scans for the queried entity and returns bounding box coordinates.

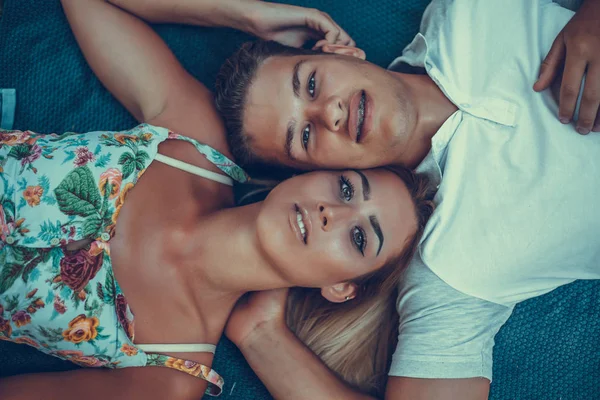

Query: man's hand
[534,0,600,134]
[225,289,289,349]
[243,1,355,48]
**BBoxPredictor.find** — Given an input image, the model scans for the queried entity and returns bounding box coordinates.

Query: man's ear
[319,43,366,60]
[320,282,358,303]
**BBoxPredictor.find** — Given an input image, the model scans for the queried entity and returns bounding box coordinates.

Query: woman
[0,0,435,399]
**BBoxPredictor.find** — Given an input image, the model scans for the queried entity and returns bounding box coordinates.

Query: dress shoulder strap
[166,131,249,184]
[145,352,224,396]
[137,343,216,353]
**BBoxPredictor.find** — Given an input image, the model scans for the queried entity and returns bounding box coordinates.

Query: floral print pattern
[61,314,100,343]
[0,124,237,396]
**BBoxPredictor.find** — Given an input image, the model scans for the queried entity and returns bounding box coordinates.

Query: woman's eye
[351,226,366,256]
[308,73,316,97]
[339,175,354,201]
[302,125,310,151]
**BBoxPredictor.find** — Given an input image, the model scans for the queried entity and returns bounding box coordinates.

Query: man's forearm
[238,326,377,400]
[108,0,252,30]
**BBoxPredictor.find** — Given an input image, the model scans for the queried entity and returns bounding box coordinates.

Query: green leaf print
[0,263,23,293]
[22,262,36,283]
[94,153,111,168]
[96,282,105,303]
[1,197,16,220]
[7,144,32,160]
[83,215,102,237]
[0,249,5,272]
[36,326,64,343]
[84,298,100,313]
[21,248,49,284]
[118,152,134,166]
[54,166,102,217]
[135,150,149,169]
[118,152,139,179]
[4,294,19,313]
[102,272,116,305]
[121,161,135,180]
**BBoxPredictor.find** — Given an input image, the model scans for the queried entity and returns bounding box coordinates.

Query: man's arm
[534,0,600,134]
[227,289,491,400]
[239,322,375,400]
[238,321,489,400]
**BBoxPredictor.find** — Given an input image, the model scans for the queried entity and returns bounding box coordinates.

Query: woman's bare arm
[61,0,352,150]
[108,0,251,28]
[0,367,205,400]
[108,0,354,48]
[61,0,215,125]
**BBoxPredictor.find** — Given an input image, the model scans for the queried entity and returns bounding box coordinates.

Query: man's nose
[314,95,345,132]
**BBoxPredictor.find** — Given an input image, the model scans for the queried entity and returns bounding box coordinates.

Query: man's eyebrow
[292,60,305,98]
[352,169,371,201]
[285,119,297,161]
[370,215,384,256]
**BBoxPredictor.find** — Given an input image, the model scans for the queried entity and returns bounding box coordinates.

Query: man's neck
[394,72,457,168]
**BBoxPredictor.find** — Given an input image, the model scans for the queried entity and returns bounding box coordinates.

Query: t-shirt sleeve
[389,254,514,381]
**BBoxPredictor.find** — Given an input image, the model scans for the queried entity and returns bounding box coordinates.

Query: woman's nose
[318,202,353,231]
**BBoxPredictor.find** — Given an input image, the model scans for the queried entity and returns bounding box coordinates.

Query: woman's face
[256,169,417,288]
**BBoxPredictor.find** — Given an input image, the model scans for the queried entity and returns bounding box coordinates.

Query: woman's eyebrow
[370,215,384,256]
[351,170,383,255]
[352,169,371,200]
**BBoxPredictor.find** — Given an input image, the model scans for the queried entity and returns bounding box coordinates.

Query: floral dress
[0,124,248,396]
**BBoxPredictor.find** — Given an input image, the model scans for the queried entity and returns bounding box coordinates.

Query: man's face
[243,53,415,170]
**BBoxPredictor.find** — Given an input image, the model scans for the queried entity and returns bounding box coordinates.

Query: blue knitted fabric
[0,1,598,399]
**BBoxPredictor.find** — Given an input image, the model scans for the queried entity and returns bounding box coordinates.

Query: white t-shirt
[389,0,596,380]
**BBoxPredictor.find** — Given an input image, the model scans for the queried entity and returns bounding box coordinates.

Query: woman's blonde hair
[285,166,435,397]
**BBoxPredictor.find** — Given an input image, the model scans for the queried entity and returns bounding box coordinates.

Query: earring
[345,296,350,301]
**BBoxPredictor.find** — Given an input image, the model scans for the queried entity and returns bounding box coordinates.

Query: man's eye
[308,73,316,97]
[351,226,366,256]
[302,125,310,151]
[339,175,354,201]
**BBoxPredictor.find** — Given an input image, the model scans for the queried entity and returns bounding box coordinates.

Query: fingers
[534,34,565,92]
[312,39,329,51]
[577,65,600,134]
[558,48,587,126]
[305,9,355,47]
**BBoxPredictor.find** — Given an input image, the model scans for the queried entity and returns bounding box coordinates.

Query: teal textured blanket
[0,1,598,399]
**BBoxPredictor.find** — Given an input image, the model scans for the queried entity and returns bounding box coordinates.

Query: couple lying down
[1,0,600,399]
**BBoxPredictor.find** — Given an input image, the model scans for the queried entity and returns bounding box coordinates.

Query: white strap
[136,343,217,354]
[154,153,233,186]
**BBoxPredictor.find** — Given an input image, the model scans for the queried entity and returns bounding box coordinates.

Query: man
[218,0,600,399]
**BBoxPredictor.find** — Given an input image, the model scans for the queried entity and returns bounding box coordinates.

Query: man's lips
[348,90,373,143]
[360,91,373,143]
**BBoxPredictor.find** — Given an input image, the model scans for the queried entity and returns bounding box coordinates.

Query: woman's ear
[321,282,358,303]
[315,43,366,60]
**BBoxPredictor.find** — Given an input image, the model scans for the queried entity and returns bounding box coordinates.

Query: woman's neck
[167,201,291,344]
[175,201,290,303]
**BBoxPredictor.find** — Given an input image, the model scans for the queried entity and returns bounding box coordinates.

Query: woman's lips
[289,204,311,244]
